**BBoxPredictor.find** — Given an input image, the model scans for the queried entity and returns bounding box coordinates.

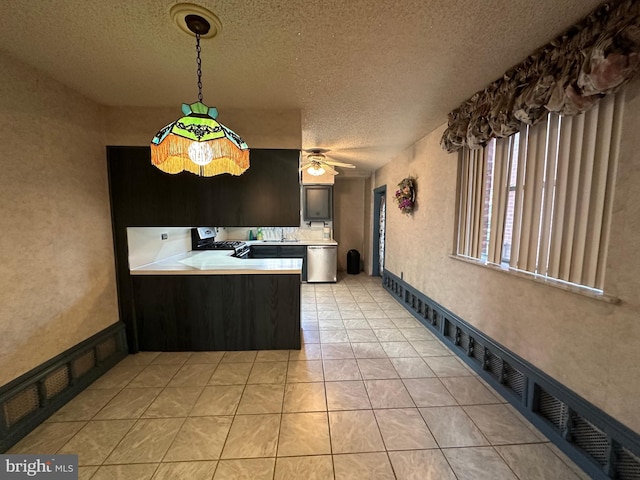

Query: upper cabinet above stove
[107,147,300,227]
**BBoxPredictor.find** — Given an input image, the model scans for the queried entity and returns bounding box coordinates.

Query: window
[455,90,625,292]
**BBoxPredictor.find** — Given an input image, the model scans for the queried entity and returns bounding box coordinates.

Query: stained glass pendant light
[151,7,249,176]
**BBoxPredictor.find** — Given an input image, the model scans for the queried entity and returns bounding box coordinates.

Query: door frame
[372,185,386,277]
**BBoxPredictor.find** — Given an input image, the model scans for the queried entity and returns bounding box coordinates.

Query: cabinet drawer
[279,245,306,257]
[251,245,279,258]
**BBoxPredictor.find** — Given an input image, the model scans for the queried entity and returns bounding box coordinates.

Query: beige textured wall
[334,177,367,272]
[373,77,640,434]
[0,53,118,386]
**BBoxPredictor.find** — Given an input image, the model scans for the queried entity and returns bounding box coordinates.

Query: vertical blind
[456,89,624,291]
[457,147,487,260]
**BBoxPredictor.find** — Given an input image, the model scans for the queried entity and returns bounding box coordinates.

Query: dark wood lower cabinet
[132,274,301,351]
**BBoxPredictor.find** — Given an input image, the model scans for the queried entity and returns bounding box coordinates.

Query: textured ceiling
[0,0,604,173]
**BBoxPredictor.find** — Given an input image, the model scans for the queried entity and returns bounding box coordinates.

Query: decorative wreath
[394,177,416,215]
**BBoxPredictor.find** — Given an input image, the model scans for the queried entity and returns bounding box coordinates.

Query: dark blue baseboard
[382,270,640,480]
[0,323,127,452]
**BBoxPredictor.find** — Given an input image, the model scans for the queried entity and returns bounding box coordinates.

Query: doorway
[372,185,386,276]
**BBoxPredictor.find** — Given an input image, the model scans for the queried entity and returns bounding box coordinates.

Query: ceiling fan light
[307,163,326,176]
[305,150,354,175]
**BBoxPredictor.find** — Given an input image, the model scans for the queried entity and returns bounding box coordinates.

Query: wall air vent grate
[443,319,455,340]
[392,279,402,297]
[410,294,417,310]
[486,350,504,380]
[416,299,423,316]
[472,341,485,364]
[614,445,640,480]
[96,336,117,361]
[459,331,471,352]
[537,388,569,431]
[3,385,39,428]
[504,363,525,398]
[570,412,611,467]
[72,350,96,379]
[431,311,440,329]
[43,366,70,399]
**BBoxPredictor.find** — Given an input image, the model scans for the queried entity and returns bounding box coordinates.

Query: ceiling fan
[300,149,356,176]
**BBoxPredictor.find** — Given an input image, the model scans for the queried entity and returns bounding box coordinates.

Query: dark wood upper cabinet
[107,146,198,226]
[107,146,300,227]
[216,149,301,226]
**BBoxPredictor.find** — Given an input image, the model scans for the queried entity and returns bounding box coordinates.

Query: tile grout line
[157,354,220,475]
[68,354,164,470]
[215,354,255,468]
[108,354,188,476]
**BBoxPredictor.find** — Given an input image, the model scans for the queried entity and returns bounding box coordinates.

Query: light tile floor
[9,275,591,479]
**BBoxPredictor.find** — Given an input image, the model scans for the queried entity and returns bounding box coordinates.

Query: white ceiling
[0,0,603,173]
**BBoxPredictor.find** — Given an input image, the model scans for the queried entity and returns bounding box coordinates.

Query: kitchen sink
[255,239,300,242]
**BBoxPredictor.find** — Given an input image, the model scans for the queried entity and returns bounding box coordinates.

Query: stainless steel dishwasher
[306,245,337,283]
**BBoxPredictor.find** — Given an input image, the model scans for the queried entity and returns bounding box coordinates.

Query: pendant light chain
[195,33,203,102]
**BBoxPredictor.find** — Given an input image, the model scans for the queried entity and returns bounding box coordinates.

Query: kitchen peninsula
[130,251,302,351]
[107,146,302,353]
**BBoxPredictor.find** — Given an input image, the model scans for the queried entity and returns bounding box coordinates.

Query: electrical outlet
[161,233,168,240]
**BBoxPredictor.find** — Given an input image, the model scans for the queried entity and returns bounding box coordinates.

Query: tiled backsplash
[126,225,334,269]
[221,224,332,241]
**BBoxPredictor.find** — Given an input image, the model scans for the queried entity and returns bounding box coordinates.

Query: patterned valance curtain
[440,0,640,153]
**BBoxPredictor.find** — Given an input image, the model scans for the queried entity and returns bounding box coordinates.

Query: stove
[191,228,251,258]
[199,240,244,250]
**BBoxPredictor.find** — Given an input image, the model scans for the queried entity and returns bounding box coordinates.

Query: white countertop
[131,251,303,275]
[244,239,338,246]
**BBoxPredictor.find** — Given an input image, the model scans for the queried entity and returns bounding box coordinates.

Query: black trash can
[347,249,360,274]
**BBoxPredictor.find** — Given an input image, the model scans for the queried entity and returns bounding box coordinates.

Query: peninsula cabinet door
[132,276,223,351]
[131,275,301,351]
